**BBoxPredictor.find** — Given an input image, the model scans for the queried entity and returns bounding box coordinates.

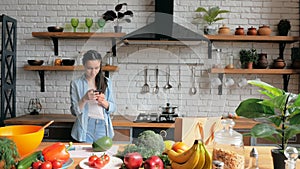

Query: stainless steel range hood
[122,0,209,42]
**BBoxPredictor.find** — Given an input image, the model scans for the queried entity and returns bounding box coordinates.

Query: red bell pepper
[42,142,72,163]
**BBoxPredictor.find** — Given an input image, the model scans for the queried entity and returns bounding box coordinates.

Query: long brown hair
[82,50,107,92]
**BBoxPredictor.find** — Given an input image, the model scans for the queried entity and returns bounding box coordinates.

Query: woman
[70,50,116,143]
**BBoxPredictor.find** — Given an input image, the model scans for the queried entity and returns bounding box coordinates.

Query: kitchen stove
[134,112,179,123]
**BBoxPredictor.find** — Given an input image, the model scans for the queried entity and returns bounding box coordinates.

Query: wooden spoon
[38,120,54,131]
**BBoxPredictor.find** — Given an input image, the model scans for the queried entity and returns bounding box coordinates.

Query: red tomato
[32,161,42,169]
[94,157,105,169]
[88,155,99,167]
[52,160,63,169]
[172,142,189,153]
[40,161,52,169]
[102,154,110,164]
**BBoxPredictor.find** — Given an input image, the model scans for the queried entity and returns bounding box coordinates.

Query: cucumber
[17,151,42,169]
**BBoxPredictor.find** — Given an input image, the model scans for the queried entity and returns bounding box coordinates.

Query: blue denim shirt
[70,74,116,142]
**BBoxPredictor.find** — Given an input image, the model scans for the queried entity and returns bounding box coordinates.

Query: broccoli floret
[135,130,165,155]
[116,130,165,159]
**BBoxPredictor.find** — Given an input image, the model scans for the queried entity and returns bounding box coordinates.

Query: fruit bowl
[0,125,44,157]
[47,26,64,32]
[27,60,44,66]
[62,59,75,66]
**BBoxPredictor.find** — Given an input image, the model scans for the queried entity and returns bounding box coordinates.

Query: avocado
[92,136,113,152]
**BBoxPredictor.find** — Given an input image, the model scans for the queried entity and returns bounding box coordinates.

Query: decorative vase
[258,25,272,36]
[256,53,268,69]
[271,149,287,169]
[273,58,286,69]
[235,26,244,35]
[218,24,231,35]
[247,26,257,36]
[114,25,122,33]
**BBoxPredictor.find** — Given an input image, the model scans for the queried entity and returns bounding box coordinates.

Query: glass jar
[213,119,245,169]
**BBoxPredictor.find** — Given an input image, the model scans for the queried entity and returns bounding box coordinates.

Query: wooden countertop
[4,114,257,129]
[36,142,300,169]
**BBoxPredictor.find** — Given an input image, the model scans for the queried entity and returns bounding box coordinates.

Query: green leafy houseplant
[239,48,258,68]
[235,80,300,151]
[277,19,291,36]
[103,3,133,26]
[194,6,230,25]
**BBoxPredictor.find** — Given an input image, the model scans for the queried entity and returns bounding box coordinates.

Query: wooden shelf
[23,65,118,71]
[210,68,300,74]
[205,35,300,43]
[32,32,126,56]
[32,32,126,39]
[24,65,118,92]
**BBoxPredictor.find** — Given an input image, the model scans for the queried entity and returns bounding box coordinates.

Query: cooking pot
[159,103,177,114]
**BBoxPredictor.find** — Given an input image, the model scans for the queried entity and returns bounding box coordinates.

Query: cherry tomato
[102,154,110,164]
[52,160,63,169]
[32,161,42,169]
[88,155,99,167]
[94,157,105,169]
[40,161,52,169]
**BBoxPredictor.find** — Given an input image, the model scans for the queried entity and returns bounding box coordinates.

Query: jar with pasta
[213,119,245,169]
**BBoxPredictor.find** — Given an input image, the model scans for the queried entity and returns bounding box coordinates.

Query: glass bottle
[213,49,222,68]
[213,119,245,169]
[247,147,259,169]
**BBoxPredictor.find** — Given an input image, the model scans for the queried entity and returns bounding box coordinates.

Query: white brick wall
[1,0,299,117]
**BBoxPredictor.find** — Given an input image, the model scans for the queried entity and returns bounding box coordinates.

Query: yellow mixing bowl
[0,125,44,157]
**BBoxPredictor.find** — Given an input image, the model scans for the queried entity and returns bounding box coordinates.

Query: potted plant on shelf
[192,6,230,35]
[102,3,133,32]
[239,48,258,69]
[235,80,300,169]
[277,19,291,36]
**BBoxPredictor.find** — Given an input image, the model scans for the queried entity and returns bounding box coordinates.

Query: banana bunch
[165,140,212,169]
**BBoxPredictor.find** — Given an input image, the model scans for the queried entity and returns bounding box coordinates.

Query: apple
[144,156,164,169]
[124,152,143,169]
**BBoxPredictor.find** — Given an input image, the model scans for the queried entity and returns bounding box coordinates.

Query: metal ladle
[164,66,172,89]
[189,66,197,95]
[153,67,159,94]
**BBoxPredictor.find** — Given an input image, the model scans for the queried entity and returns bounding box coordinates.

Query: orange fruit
[171,142,189,153]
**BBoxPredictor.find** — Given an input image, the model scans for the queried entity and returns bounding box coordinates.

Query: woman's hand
[96,93,109,110]
[83,89,98,101]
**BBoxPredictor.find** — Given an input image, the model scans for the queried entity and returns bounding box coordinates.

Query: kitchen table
[36,142,300,169]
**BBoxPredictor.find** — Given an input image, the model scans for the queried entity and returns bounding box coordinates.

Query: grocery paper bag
[174,117,222,147]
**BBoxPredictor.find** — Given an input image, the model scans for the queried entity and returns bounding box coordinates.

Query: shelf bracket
[51,37,59,56]
[283,74,290,92]
[218,73,223,95]
[37,70,45,92]
[208,42,212,59]
[279,42,286,59]
[112,38,116,56]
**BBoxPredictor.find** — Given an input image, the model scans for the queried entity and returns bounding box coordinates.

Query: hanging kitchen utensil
[189,66,197,95]
[178,66,181,89]
[164,66,172,89]
[141,66,150,93]
[153,67,159,94]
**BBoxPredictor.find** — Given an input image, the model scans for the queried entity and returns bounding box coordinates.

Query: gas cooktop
[133,113,179,123]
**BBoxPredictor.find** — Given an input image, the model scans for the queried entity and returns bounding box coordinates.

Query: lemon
[164,140,175,151]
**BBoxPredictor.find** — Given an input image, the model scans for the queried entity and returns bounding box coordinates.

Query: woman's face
[84,60,101,80]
